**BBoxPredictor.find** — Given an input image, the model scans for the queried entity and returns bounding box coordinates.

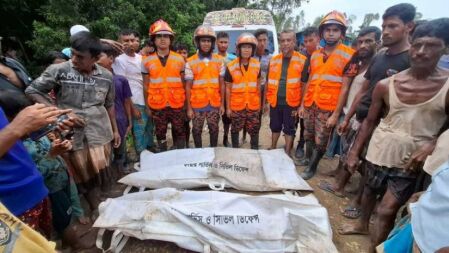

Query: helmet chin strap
[324,40,339,46]
[198,48,213,57]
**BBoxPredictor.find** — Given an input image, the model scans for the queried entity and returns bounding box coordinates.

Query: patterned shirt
[253,50,271,87]
[25,61,115,150]
[23,137,69,194]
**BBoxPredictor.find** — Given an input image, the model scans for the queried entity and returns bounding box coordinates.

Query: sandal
[341,206,362,219]
[318,180,345,198]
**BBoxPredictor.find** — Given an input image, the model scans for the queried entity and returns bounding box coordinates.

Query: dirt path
[82,116,370,253]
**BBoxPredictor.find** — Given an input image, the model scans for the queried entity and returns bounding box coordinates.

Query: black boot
[300,149,324,180]
[295,140,314,166]
[223,134,229,147]
[158,140,168,152]
[250,134,259,150]
[210,132,218,147]
[295,139,305,159]
[231,132,239,148]
[193,134,202,148]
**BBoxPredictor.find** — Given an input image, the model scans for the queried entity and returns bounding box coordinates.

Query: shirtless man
[342,18,449,253]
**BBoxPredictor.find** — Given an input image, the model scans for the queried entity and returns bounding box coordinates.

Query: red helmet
[236,33,257,57]
[236,33,257,48]
[193,25,216,48]
[319,11,348,36]
[149,19,175,37]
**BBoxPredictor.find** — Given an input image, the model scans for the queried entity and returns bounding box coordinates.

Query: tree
[249,0,309,32]
[311,15,324,28]
[344,13,357,36]
[0,0,48,62]
[28,0,205,61]
[359,13,379,29]
[415,11,423,21]
[200,0,249,12]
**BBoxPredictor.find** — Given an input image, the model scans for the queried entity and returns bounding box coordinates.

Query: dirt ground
[77,115,370,253]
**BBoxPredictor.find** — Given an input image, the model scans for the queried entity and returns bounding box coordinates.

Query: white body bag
[94,188,337,253]
[119,148,312,191]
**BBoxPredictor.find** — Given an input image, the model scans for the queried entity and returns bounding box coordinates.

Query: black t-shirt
[355,49,410,121]
[158,54,169,67]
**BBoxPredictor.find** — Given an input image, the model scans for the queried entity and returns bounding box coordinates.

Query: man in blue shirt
[0,102,69,235]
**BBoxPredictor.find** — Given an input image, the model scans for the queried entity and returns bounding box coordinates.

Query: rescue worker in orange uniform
[185,25,225,148]
[142,19,186,151]
[225,33,261,149]
[266,30,308,156]
[298,11,356,179]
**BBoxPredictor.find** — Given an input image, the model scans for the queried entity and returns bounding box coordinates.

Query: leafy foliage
[28,0,204,60]
[359,13,380,30]
[250,0,309,32]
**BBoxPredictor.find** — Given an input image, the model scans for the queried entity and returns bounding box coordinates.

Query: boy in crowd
[98,43,133,174]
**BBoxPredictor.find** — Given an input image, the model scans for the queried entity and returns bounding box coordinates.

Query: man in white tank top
[343,19,449,252]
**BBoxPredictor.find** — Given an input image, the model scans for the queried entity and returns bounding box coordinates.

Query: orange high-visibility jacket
[266,51,307,107]
[187,53,223,108]
[227,58,261,111]
[143,51,185,110]
[304,43,355,111]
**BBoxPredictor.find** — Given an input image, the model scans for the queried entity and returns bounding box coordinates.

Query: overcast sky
[295,0,447,30]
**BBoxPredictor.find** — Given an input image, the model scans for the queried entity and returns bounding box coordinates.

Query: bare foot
[318,180,345,198]
[322,169,338,177]
[338,223,369,235]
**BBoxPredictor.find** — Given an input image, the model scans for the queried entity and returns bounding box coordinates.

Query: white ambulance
[203,8,279,55]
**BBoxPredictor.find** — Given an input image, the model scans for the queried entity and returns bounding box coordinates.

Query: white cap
[70,25,89,36]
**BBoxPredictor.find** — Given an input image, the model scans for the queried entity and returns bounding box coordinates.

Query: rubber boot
[300,149,324,180]
[193,134,202,148]
[223,134,229,147]
[176,137,186,149]
[158,140,168,152]
[250,134,259,150]
[295,139,305,159]
[210,132,218,147]
[295,140,313,166]
[231,132,239,148]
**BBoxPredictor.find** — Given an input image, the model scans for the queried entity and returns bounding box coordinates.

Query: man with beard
[185,25,225,147]
[298,10,355,180]
[318,26,381,203]
[334,3,415,221]
[343,18,449,253]
[142,19,186,151]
